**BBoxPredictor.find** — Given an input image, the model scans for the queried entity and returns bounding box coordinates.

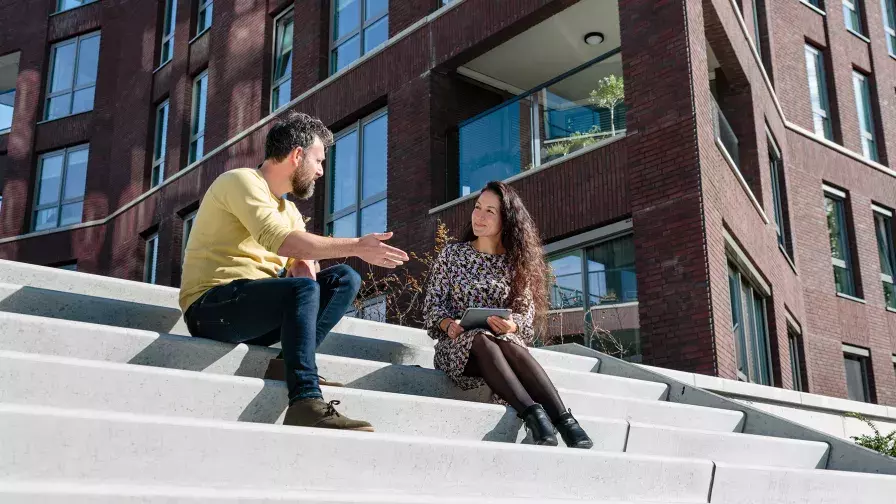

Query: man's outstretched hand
[356,232,409,269]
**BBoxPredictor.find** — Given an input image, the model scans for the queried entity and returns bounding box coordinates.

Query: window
[45,32,100,120]
[751,1,762,56]
[151,100,169,188]
[788,327,807,392]
[0,52,19,133]
[326,110,387,237]
[768,133,792,257]
[804,0,823,8]
[824,188,857,297]
[32,145,89,231]
[160,0,176,66]
[57,263,78,271]
[852,71,878,162]
[271,8,294,112]
[804,45,833,140]
[728,262,773,385]
[843,0,864,34]
[0,152,6,217]
[144,234,159,284]
[874,206,896,309]
[182,210,197,259]
[331,0,389,74]
[547,234,638,310]
[189,71,208,164]
[57,0,96,13]
[196,0,213,35]
[884,0,896,55]
[843,344,872,402]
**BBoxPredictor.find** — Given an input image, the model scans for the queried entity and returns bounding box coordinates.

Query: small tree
[589,75,625,136]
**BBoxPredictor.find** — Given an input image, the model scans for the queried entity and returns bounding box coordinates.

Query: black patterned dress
[424,242,535,394]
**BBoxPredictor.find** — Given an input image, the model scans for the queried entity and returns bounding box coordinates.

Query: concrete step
[0,350,751,445]
[709,462,896,503]
[0,291,602,373]
[0,342,739,430]
[0,404,716,502]
[0,312,656,400]
[0,349,626,448]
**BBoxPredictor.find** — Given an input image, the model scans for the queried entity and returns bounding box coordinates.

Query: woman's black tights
[463,332,566,420]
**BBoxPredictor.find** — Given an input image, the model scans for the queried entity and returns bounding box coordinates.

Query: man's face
[290,137,326,200]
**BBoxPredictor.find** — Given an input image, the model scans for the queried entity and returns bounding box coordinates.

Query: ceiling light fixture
[583,32,605,45]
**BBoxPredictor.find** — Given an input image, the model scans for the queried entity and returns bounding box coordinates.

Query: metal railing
[457,47,625,197]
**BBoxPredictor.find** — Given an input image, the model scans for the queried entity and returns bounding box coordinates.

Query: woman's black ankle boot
[519,404,558,446]
[554,410,593,449]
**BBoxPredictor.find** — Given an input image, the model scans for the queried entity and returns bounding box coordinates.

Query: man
[180,111,408,431]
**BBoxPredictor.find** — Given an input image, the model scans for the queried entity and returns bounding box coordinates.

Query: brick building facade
[0,0,895,405]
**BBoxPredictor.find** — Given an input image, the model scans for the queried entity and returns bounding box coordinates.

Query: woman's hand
[487,315,517,335]
[441,318,465,340]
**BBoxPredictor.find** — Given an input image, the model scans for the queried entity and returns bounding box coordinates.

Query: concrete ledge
[710,462,896,503]
[0,482,699,504]
[0,404,717,502]
[0,350,741,435]
[545,344,896,474]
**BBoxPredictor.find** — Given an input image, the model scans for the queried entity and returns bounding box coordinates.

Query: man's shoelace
[324,399,343,417]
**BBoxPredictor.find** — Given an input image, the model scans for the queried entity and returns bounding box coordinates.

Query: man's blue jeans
[184,264,361,404]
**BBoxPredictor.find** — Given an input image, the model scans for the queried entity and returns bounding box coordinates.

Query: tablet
[459,308,512,331]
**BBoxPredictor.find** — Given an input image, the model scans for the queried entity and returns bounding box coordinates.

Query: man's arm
[278,230,409,268]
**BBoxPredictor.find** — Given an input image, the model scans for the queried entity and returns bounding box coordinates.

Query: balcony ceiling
[461,0,621,94]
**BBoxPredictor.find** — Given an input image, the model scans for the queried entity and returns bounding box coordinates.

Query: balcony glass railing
[458,48,624,197]
[0,89,14,133]
[711,94,739,168]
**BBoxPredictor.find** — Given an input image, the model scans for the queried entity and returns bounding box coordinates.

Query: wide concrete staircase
[1,258,895,503]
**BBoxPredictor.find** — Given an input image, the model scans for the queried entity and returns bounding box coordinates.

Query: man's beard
[290,159,316,200]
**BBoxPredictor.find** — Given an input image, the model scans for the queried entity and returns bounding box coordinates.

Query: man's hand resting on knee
[287,259,318,280]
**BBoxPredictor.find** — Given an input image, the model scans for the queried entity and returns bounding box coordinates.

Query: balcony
[0,52,19,134]
[711,93,739,169]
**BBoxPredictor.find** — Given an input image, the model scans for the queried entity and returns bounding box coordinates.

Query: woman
[424,181,592,449]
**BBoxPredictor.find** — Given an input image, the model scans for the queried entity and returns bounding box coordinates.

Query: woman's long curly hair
[462,181,550,321]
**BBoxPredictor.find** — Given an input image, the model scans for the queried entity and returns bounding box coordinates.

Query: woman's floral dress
[423,242,535,396]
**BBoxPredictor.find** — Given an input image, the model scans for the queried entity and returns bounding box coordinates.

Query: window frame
[144,233,159,284]
[0,88,14,134]
[329,0,389,75]
[182,210,197,260]
[767,130,792,258]
[159,0,176,66]
[824,187,857,297]
[728,262,774,385]
[44,31,101,121]
[271,7,294,113]
[852,70,878,162]
[31,144,90,232]
[787,323,807,392]
[843,0,865,34]
[546,232,638,311]
[873,205,896,309]
[884,0,896,55]
[196,0,213,36]
[843,344,872,403]
[189,70,208,164]
[324,108,388,238]
[804,44,833,141]
[151,99,169,188]
[56,0,97,13]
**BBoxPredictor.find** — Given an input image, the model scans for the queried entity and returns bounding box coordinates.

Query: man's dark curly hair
[264,111,334,162]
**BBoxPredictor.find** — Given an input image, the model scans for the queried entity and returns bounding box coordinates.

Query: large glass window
[152,100,169,188]
[804,45,833,141]
[843,0,865,34]
[144,233,159,284]
[852,71,878,162]
[844,346,872,402]
[57,0,96,13]
[189,71,208,164]
[160,0,176,66]
[331,0,389,74]
[728,262,772,385]
[271,8,294,112]
[874,207,896,309]
[884,0,896,55]
[547,234,637,310]
[768,134,792,257]
[326,110,387,237]
[197,0,213,35]
[825,189,857,297]
[45,32,100,120]
[32,145,89,231]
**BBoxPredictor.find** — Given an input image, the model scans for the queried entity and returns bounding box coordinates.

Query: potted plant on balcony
[589,74,625,137]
